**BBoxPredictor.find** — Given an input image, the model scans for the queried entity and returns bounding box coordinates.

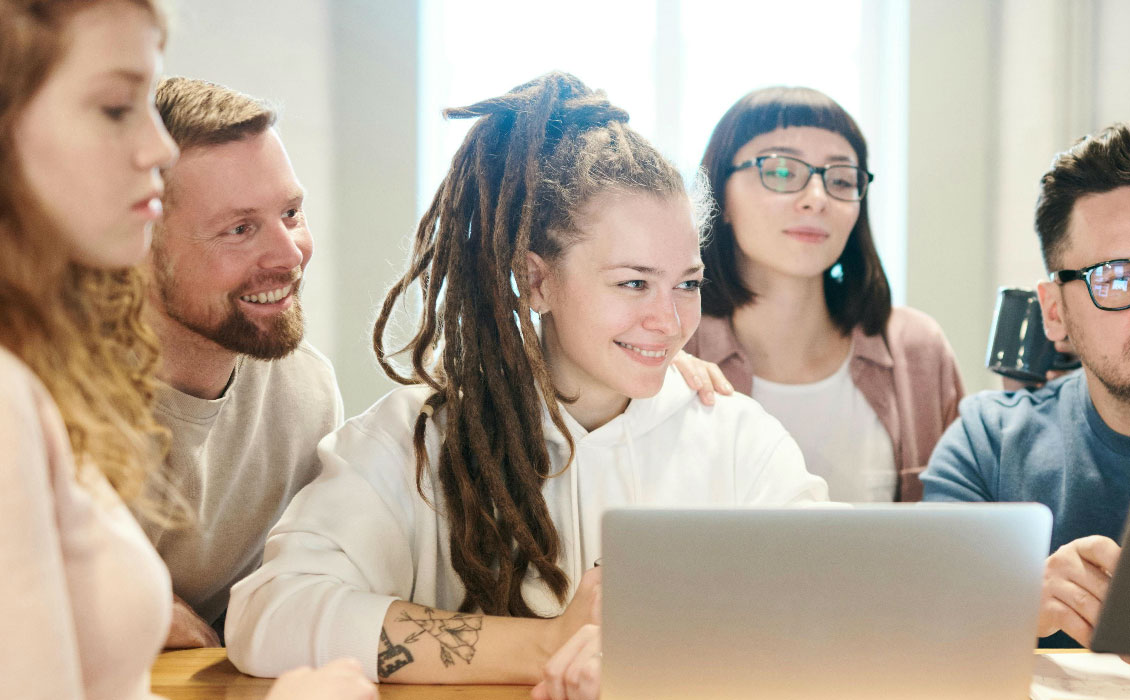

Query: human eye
[101,105,133,122]
[619,280,646,290]
[677,278,705,291]
[765,157,797,180]
[224,222,254,236]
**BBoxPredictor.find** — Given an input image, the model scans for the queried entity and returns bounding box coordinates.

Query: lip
[131,192,163,221]
[784,226,830,243]
[614,340,670,367]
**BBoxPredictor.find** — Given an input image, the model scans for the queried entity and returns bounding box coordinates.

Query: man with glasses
[922,123,1130,649]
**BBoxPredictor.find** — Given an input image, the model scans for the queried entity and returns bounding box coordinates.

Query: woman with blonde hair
[0,1,373,697]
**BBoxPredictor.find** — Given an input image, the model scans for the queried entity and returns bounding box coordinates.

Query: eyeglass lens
[1089,261,1130,308]
[759,156,865,201]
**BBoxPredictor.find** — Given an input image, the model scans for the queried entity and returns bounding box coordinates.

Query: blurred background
[163,0,1130,417]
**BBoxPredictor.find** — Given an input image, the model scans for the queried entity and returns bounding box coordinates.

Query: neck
[730,265,849,383]
[1084,367,1130,437]
[145,304,239,400]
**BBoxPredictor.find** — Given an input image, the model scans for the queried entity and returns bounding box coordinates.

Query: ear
[1036,279,1069,342]
[526,251,552,314]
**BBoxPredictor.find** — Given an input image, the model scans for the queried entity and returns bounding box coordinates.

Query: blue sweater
[922,371,1130,647]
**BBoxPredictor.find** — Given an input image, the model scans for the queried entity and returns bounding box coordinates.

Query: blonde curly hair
[0,0,176,517]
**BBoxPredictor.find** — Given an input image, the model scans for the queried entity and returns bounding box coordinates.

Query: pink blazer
[684,307,965,501]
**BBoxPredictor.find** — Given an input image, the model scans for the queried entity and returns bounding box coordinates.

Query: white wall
[163,0,1130,412]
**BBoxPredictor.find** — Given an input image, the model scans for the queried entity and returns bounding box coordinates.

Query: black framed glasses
[1051,258,1130,311]
[730,154,874,201]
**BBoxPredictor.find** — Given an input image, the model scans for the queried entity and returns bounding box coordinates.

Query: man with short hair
[923,123,1130,649]
[143,77,342,648]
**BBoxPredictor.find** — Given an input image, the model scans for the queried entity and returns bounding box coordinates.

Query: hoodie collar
[540,367,699,448]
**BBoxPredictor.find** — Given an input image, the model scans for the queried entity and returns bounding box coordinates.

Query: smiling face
[150,128,312,359]
[724,126,860,285]
[529,191,703,427]
[13,0,178,269]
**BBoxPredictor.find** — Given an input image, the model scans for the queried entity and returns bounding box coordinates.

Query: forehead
[164,129,301,217]
[1063,186,1130,264]
[52,1,161,87]
[735,126,857,164]
[564,191,701,269]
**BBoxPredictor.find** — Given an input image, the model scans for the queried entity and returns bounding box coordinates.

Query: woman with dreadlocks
[226,72,827,686]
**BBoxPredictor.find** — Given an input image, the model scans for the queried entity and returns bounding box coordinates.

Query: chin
[619,373,668,400]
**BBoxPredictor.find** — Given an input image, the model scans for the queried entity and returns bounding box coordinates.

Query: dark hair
[699,86,891,336]
[372,72,687,617]
[1035,123,1130,270]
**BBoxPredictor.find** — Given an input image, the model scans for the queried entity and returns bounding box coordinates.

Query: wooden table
[152,648,532,699]
[154,648,1088,699]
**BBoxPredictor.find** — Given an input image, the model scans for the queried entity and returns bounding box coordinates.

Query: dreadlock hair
[373,71,687,617]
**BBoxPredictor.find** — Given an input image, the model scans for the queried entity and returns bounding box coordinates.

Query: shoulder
[324,385,434,459]
[956,373,1075,431]
[883,307,954,354]
[0,347,52,425]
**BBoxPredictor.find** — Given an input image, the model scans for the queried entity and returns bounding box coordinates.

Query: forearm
[378,600,558,685]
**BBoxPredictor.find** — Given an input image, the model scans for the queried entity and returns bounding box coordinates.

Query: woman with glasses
[683,86,964,503]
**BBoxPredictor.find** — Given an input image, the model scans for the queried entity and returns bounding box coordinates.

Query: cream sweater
[226,368,827,681]
[142,342,343,626]
[0,347,170,699]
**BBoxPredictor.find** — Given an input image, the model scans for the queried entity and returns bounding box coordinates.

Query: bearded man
[143,77,342,649]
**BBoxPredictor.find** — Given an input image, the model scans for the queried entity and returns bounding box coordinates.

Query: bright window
[419,0,906,301]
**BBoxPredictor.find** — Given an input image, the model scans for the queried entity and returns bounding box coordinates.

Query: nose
[259,216,311,272]
[136,105,179,172]
[642,290,682,337]
[796,171,828,212]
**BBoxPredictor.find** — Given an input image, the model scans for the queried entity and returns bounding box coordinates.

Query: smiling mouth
[239,283,294,304]
[615,341,667,359]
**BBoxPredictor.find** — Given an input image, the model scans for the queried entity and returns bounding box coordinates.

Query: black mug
[985,287,1081,383]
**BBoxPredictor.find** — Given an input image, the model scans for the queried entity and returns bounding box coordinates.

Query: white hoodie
[226,367,827,680]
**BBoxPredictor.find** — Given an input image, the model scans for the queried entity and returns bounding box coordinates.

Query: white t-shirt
[753,350,897,502]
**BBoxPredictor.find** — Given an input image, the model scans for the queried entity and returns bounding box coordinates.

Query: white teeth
[616,341,666,359]
[240,284,293,304]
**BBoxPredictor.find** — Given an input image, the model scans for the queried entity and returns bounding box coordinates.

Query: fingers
[671,350,731,406]
[539,625,601,700]
[705,363,734,396]
[1074,535,1121,574]
[271,657,377,700]
[1039,537,1121,645]
[1039,579,1102,645]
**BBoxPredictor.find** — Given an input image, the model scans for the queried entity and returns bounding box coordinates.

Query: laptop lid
[601,504,1051,700]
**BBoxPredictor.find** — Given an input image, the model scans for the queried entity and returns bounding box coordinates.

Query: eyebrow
[755,146,855,164]
[204,190,305,228]
[91,69,148,87]
[603,263,706,276]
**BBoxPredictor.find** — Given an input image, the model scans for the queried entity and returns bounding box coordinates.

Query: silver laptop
[602,504,1051,700]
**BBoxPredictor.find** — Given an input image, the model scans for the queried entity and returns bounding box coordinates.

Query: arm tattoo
[397,607,483,667]
[378,627,414,678]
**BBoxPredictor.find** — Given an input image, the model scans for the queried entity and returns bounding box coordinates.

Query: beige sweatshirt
[143,341,343,626]
[0,347,170,699]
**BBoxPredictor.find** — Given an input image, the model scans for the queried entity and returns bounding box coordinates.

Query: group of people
[3,1,1130,699]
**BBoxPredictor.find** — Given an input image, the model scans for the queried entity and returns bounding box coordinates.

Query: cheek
[679,298,702,335]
